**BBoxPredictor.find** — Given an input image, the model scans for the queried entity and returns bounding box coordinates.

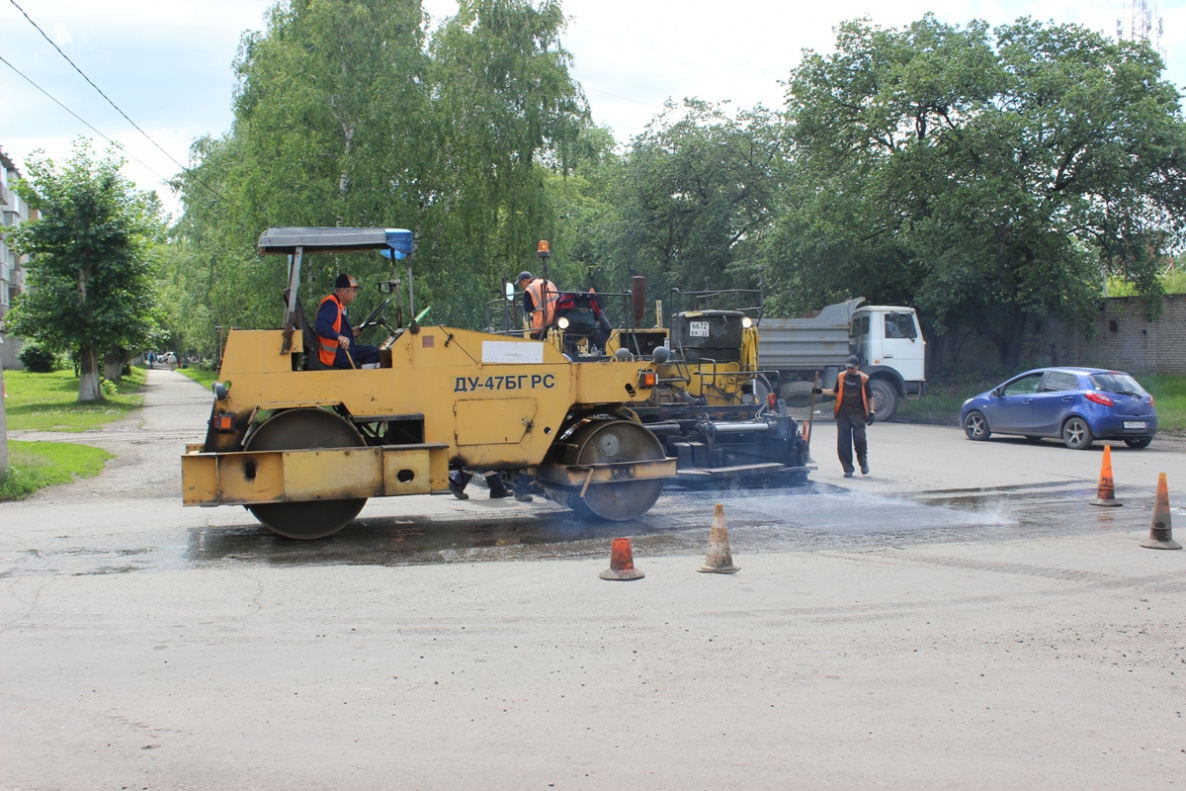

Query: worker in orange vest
[315,274,381,369]
[517,270,560,339]
[819,355,876,478]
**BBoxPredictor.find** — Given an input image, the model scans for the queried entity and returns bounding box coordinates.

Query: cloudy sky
[3,0,1184,216]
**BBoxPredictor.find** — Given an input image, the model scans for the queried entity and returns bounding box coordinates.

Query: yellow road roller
[181,227,676,539]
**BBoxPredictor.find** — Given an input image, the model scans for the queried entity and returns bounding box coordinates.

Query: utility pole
[1,333,8,482]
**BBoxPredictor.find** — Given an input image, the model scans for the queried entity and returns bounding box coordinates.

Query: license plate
[1124,421,1147,429]
[689,321,709,338]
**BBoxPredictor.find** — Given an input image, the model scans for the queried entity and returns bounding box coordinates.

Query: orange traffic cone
[1089,445,1123,507]
[698,504,740,574]
[1140,473,1181,550]
[600,537,645,580]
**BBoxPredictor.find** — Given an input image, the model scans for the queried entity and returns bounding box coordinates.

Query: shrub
[18,342,58,373]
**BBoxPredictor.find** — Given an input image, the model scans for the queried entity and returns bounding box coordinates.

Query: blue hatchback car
[960,367,1157,449]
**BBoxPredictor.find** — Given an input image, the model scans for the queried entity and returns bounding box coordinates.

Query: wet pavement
[4,478,1175,579]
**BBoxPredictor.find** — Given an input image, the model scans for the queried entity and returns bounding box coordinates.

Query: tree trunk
[78,344,104,403]
[975,308,1029,370]
[1001,309,1028,371]
[104,348,126,381]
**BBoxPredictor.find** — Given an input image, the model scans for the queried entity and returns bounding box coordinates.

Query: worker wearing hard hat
[818,355,876,478]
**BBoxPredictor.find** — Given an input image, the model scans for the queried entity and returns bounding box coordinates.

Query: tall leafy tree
[171,0,590,333]
[609,99,783,302]
[10,141,157,402]
[425,0,589,325]
[774,15,1186,367]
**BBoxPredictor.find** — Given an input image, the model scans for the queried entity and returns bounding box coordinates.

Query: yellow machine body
[183,325,672,507]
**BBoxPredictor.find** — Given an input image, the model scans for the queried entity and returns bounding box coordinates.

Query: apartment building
[2,147,36,368]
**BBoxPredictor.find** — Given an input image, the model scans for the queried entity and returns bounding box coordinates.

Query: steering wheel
[356,298,391,333]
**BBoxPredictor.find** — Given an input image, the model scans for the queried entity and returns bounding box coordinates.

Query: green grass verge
[3,367,146,432]
[895,370,1186,435]
[175,366,219,390]
[0,440,113,501]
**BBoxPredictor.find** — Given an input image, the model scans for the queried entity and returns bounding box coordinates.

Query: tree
[171,0,590,333]
[604,100,783,300]
[775,15,1186,367]
[9,140,157,401]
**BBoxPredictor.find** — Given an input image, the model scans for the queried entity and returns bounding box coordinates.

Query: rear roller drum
[541,419,666,521]
[244,408,368,539]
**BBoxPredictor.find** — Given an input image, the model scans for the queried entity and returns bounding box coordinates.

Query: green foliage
[2,367,145,432]
[774,15,1186,368]
[1107,268,1186,296]
[1140,374,1186,434]
[17,342,59,373]
[0,441,112,501]
[169,0,589,335]
[605,100,783,299]
[8,139,161,401]
[176,366,219,390]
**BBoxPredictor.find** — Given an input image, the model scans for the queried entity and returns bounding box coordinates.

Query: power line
[0,53,171,183]
[7,0,191,175]
[5,0,240,211]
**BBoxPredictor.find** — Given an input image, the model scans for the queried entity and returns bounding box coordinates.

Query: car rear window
[1089,373,1147,396]
[1042,372,1080,392]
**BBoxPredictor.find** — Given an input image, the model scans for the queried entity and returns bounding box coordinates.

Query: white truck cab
[758,298,926,420]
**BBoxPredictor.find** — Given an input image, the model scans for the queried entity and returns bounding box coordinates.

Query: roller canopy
[258,227,414,256]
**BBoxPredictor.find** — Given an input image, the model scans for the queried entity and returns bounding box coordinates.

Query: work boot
[448,472,470,500]
[513,487,534,503]
[861,463,870,476]
[488,476,512,499]
[843,470,854,479]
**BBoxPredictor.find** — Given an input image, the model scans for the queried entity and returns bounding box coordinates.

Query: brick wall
[938,294,1186,374]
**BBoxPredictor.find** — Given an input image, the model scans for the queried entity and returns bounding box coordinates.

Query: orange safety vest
[833,370,870,418]
[525,278,559,331]
[316,294,345,366]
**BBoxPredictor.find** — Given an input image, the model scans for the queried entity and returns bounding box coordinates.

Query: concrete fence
[939,294,1186,375]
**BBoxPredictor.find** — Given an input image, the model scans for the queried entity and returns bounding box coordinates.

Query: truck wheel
[779,380,815,407]
[868,379,898,421]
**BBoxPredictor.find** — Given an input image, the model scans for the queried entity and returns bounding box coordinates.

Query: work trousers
[836,411,868,473]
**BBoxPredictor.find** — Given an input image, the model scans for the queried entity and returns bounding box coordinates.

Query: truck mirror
[505,281,515,302]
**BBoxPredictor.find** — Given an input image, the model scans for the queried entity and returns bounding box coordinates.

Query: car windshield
[1089,372,1147,397]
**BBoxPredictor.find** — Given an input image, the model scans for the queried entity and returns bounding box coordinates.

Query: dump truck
[181,228,676,539]
[759,298,925,421]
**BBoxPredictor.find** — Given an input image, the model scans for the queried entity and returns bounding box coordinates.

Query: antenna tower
[1117,0,1164,56]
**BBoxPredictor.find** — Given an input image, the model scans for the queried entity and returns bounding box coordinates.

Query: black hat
[517,271,534,283]
[845,355,861,367]
[335,274,358,289]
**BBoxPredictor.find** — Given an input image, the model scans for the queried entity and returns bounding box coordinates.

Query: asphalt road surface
[2,368,1185,790]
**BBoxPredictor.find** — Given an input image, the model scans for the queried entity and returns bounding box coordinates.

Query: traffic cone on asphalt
[1089,445,1123,507]
[1140,473,1181,550]
[698,504,740,574]
[600,537,645,580]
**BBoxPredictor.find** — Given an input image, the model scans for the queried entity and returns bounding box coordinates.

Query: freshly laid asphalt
[2,367,1184,790]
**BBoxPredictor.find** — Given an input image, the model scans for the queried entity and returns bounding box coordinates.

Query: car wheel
[1123,436,1153,449]
[1061,417,1094,450]
[963,411,990,441]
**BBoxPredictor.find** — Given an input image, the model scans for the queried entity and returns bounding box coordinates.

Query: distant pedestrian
[146,351,155,369]
[818,355,876,478]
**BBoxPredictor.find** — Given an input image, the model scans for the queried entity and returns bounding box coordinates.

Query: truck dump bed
[757,301,853,369]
